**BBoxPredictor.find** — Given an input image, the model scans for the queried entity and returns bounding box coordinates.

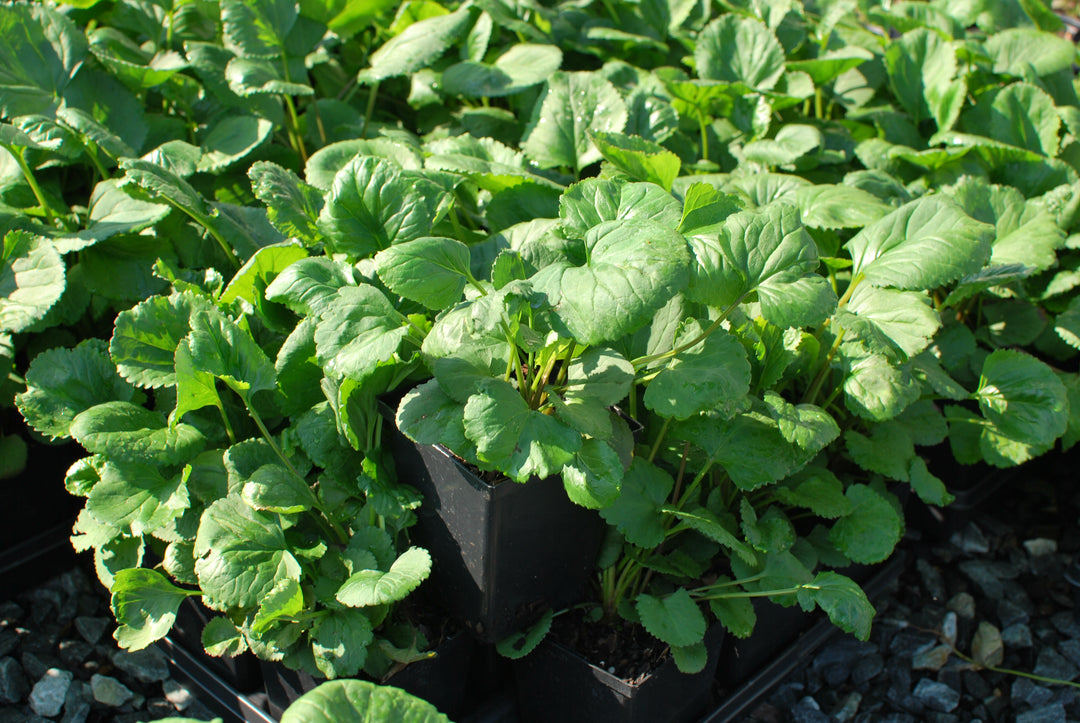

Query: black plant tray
[170,597,264,694]
[456,553,906,723]
[156,636,276,723]
[0,522,77,597]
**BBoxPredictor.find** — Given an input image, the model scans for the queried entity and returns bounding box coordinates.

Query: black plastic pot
[156,636,275,723]
[914,446,1018,540]
[261,632,476,719]
[513,626,724,723]
[391,436,606,642]
[170,598,263,694]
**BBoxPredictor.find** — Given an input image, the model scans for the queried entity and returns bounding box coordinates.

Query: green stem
[950,648,1080,690]
[698,114,710,164]
[632,298,744,369]
[283,95,309,164]
[801,329,845,406]
[363,82,380,137]
[647,417,672,464]
[215,400,237,446]
[814,88,824,119]
[695,586,800,601]
[7,145,64,227]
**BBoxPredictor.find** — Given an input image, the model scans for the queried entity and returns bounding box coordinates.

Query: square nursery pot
[168,598,264,694]
[391,435,606,642]
[911,445,1017,540]
[260,631,476,719]
[513,626,725,723]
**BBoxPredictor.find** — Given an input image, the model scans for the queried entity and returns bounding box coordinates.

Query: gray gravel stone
[163,679,196,711]
[1002,623,1034,648]
[889,630,937,657]
[917,559,947,601]
[57,640,92,667]
[912,678,960,712]
[1011,677,1054,707]
[1023,538,1058,557]
[851,653,884,685]
[1051,611,1080,639]
[60,681,91,723]
[29,668,73,718]
[997,598,1030,628]
[1034,646,1080,682]
[0,629,18,658]
[912,644,951,671]
[832,692,862,723]
[958,560,1005,599]
[111,647,170,682]
[947,593,976,619]
[950,523,990,554]
[0,656,29,704]
[20,652,51,681]
[1058,638,1080,669]
[791,696,829,723]
[73,618,108,646]
[1016,702,1066,723]
[91,674,133,707]
[941,611,958,646]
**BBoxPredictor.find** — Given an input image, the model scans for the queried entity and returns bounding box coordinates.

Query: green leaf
[986,28,1076,77]
[671,641,708,674]
[674,412,799,491]
[197,115,274,173]
[644,321,750,420]
[317,156,434,259]
[279,680,450,723]
[17,340,137,440]
[662,505,756,565]
[844,423,914,481]
[743,125,822,167]
[563,347,635,406]
[242,464,314,514]
[762,392,839,455]
[987,83,1061,157]
[695,15,784,91]
[496,609,553,660]
[304,139,422,191]
[0,3,88,117]
[688,204,833,327]
[637,589,706,648]
[222,0,297,58]
[846,197,995,291]
[72,401,206,466]
[828,485,903,565]
[187,307,277,402]
[442,43,563,97]
[203,616,248,657]
[521,71,629,173]
[395,379,468,450]
[709,587,756,639]
[118,159,208,218]
[561,438,623,509]
[796,572,874,641]
[374,236,472,309]
[838,285,940,360]
[1,231,65,333]
[58,180,170,251]
[975,349,1069,456]
[88,28,187,89]
[220,242,308,308]
[110,568,192,651]
[251,578,304,635]
[358,6,475,82]
[194,495,302,610]
[311,608,375,679]
[336,547,432,607]
[265,257,356,316]
[249,162,324,245]
[599,458,673,548]
[946,178,1063,272]
[884,29,962,129]
[463,379,581,482]
[86,460,188,537]
[741,501,795,554]
[842,351,920,422]
[173,337,223,422]
[314,285,409,381]
[677,184,742,237]
[775,469,853,519]
[559,179,683,237]
[531,219,690,346]
[908,456,954,506]
[590,131,681,191]
[787,47,873,85]
[109,292,213,389]
[794,185,893,230]
[225,57,313,97]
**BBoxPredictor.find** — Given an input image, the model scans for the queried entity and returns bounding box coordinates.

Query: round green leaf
[280,680,450,723]
[0,231,65,333]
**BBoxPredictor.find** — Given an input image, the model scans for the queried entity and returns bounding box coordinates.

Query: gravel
[751,462,1080,723]
[0,567,218,722]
